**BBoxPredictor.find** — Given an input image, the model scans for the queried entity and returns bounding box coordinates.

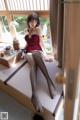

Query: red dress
[25,34,42,52]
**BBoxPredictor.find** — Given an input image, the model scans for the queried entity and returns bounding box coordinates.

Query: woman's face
[29,19,37,28]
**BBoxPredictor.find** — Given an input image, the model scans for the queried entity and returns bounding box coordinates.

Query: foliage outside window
[0,16,12,44]
[0,16,9,32]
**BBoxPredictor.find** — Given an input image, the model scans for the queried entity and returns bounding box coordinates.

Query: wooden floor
[0,59,63,120]
[0,90,33,120]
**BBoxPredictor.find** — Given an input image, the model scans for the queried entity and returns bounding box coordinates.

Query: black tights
[32,51,56,98]
[26,51,56,112]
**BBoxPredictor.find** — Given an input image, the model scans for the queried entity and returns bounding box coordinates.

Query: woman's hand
[44,55,54,62]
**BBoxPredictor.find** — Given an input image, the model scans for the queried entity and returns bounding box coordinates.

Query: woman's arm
[24,31,29,50]
[36,27,54,62]
[36,27,47,56]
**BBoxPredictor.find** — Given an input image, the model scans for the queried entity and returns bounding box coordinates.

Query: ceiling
[0,0,50,11]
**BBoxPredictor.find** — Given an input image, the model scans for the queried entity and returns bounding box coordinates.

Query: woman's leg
[32,51,56,98]
[25,53,43,112]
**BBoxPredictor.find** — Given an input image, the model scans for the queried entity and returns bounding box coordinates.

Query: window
[0,16,9,32]
[40,17,52,54]
[0,15,52,54]
[13,16,52,54]
[0,16,11,43]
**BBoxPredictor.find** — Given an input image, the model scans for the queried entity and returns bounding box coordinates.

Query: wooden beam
[57,0,64,68]
[49,0,58,53]
[63,1,80,120]
[0,11,8,16]
[3,0,12,23]
[0,10,49,18]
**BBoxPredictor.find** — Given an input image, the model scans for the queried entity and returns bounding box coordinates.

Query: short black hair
[27,12,40,28]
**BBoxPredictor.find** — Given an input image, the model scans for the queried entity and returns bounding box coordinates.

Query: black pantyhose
[26,54,43,112]
[26,51,56,112]
[32,51,56,99]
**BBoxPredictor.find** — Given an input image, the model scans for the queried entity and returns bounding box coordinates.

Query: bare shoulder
[36,27,41,35]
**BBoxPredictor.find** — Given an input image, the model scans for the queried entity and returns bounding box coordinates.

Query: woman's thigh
[32,50,44,58]
[25,53,35,66]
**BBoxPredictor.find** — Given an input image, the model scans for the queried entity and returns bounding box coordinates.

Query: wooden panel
[50,0,58,48]
[63,2,80,120]
[57,0,64,68]
[0,11,49,17]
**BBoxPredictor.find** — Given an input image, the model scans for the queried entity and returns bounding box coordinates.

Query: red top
[25,34,42,52]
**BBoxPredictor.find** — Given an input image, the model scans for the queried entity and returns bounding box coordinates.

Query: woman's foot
[44,56,54,62]
[48,85,54,99]
[31,94,43,112]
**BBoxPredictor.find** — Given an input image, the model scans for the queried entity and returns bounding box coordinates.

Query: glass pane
[13,16,27,33]
[13,16,27,48]
[0,16,11,43]
[0,16,9,32]
[40,17,52,54]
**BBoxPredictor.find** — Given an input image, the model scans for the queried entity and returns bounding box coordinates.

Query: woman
[24,13,56,112]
